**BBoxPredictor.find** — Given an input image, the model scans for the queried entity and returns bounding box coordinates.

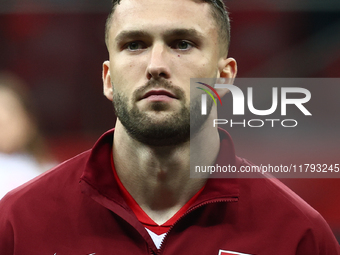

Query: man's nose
[146,44,171,80]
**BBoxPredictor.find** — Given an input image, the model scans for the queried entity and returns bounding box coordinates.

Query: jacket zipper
[155,198,238,254]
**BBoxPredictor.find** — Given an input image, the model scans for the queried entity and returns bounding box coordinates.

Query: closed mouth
[141,90,178,100]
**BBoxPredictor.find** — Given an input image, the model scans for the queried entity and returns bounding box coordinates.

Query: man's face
[103,0,234,145]
[0,88,34,154]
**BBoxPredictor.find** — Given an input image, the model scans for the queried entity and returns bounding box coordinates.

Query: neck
[112,112,220,224]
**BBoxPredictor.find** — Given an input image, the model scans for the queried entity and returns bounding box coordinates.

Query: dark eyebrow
[115,30,150,44]
[163,28,204,40]
[114,28,204,44]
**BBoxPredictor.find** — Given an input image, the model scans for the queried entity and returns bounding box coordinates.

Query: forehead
[109,0,217,42]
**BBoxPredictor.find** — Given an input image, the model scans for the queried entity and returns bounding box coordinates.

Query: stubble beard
[112,80,213,146]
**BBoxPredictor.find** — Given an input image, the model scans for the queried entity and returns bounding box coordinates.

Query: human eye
[172,40,194,51]
[125,41,146,51]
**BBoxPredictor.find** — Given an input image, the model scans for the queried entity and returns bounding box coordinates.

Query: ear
[103,60,113,101]
[218,57,237,80]
[216,57,238,97]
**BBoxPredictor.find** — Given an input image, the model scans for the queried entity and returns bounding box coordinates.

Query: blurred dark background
[0,0,339,241]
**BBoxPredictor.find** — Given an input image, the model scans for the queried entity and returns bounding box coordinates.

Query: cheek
[110,58,146,92]
[197,56,219,77]
[178,54,218,78]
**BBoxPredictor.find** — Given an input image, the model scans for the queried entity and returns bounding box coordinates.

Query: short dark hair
[105,0,231,55]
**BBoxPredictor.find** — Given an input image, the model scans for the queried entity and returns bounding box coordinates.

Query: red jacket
[0,129,339,255]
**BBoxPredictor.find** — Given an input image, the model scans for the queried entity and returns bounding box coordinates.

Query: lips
[141,90,177,100]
